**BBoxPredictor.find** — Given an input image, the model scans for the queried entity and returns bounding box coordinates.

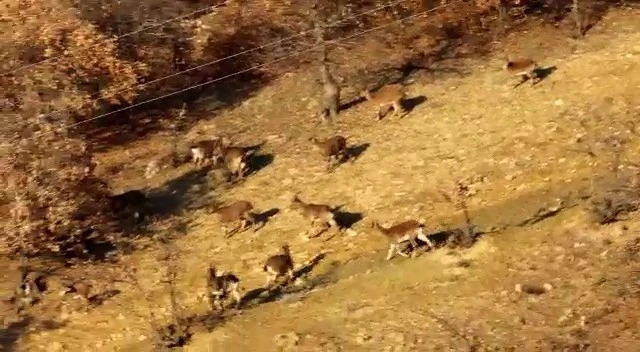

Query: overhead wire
[0,0,235,77]
[2,0,464,235]
[24,0,419,125]
[22,0,464,141]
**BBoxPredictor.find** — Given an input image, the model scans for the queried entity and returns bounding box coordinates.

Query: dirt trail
[4,8,640,352]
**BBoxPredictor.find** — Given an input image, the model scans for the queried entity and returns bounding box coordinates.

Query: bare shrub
[589,185,640,224]
[2,0,148,116]
[0,113,118,258]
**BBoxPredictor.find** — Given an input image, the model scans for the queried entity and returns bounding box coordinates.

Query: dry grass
[2,7,640,352]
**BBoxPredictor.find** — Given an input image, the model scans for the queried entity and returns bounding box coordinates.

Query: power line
[0,0,234,77]
[30,0,465,140]
[28,0,417,124]
[3,0,464,235]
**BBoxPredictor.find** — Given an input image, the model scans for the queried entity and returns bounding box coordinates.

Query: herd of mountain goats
[12,56,547,315]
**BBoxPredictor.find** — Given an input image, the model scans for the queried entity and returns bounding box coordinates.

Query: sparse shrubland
[1,0,638,350]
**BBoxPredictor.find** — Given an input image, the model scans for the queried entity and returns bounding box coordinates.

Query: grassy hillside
[2,6,640,352]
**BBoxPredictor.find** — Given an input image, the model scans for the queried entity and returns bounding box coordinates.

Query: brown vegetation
[1,0,636,350]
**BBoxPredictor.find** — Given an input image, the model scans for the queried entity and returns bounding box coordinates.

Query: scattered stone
[274,332,300,350]
[558,308,575,326]
[515,283,551,295]
[355,329,372,344]
[49,342,64,352]
[388,332,405,344]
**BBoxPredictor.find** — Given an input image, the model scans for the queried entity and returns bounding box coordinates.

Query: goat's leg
[376,107,383,121]
[386,243,397,260]
[307,219,324,238]
[224,223,241,238]
[396,242,411,258]
[238,218,250,233]
[285,269,294,285]
[210,295,223,311]
[409,238,420,258]
[309,225,327,239]
[248,213,263,232]
[392,101,404,117]
[416,228,435,250]
[329,104,338,121]
[327,156,339,173]
[230,284,242,308]
[265,273,276,288]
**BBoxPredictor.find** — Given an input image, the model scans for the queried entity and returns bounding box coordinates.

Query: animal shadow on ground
[514,66,558,88]
[59,230,119,262]
[239,252,329,309]
[334,210,364,230]
[402,95,427,113]
[315,207,363,241]
[0,316,66,352]
[400,226,485,256]
[155,317,196,349]
[532,66,558,85]
[245,153,274,177]
[147,168,213,217]
[339,96,366,112]
[254,208,280,228]
[88,289,121,307]
[346,143,370,162]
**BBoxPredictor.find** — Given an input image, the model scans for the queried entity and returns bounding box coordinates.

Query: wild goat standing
[212,200,261,238]
[361,84,406,120]
[309,135,352,172]
[289,195,339,239]
[263,244,294,288]
[206,265,241,311]
[371,220,435,260]
[318,62,340,124]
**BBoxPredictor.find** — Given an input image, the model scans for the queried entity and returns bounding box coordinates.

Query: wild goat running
[263,244,295,288]
[309,135,352,172]
[361,83,406,120]
[212,200,261,238]
[206,265,241,311]
[214,146,252,182]
[290,195,339,239]
[190,138,226,167]
[504,58,542,87]
[11,267,45,313]
[371,219,435,260]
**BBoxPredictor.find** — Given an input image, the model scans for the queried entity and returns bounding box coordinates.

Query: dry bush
[2,0,623,259]
[589,182,640,224]
[1,0,148,116]
[0,111,120,258]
